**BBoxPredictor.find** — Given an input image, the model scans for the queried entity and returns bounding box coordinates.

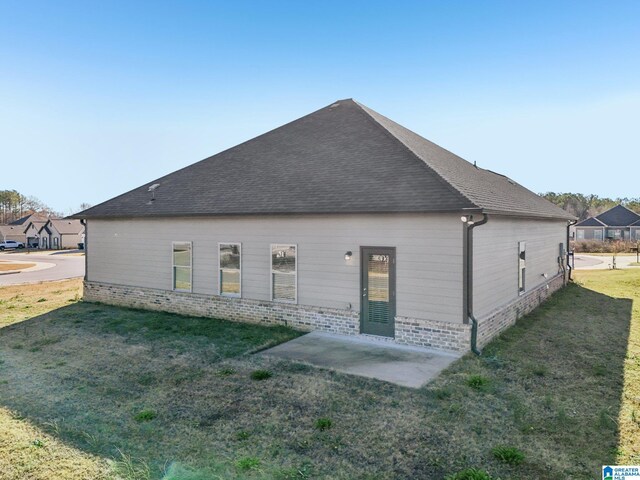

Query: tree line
[0,190,63,224]
[2,188,635,225]
[541,192,640,221]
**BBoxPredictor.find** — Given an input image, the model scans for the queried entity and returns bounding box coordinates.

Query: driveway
[261,331,461,388]
[574,254,639,270]
[0,251,84,285]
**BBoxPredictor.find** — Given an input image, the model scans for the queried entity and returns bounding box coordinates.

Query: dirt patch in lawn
[0,272,638,479]
[0,262,35,272]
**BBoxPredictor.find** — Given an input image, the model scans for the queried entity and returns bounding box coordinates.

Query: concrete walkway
[261,331,461,388]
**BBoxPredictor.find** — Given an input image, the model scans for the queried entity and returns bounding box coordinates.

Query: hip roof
[73,99,575,221]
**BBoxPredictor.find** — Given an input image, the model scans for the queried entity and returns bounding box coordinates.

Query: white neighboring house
[24,219,49,248]
[39,219,85,250]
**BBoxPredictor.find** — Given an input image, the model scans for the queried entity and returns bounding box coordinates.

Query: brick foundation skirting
[476,273,565,349]
[83,275,564,353]
[395,316,471,352]
[83,281,360,336]
[82,281,472,352]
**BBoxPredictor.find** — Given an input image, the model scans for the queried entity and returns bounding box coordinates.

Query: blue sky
[1,1,638,213]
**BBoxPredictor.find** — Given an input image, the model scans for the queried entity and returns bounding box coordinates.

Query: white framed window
[271,244,297,303]
[594,229,603,240]
[577,229,585,240]
[518,241,526,295]
[219,243,241,297]
[172,241,192,292]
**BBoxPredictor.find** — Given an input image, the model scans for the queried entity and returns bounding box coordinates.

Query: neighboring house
[73,99,575,353]
[24,219,49,248]
[39,219,85,249]
[5,214,51,247]
[36,223,52,249]
[574,205,640,242]
[0,225,27,244]
[8,213,48,227]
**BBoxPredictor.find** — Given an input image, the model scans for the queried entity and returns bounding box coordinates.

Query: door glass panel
[368,253,389,323]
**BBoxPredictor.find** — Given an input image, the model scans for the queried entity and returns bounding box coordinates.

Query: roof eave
[480,208,577,221]
[70,207,485,221]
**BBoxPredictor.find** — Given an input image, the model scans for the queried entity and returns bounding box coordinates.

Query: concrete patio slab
[261,331,462,388]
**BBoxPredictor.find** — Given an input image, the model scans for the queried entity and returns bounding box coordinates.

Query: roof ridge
[577,216,606,226]
[351,100,479,209]
[76,101,342,218]
[616,204,640,217]
[352,100,574,221]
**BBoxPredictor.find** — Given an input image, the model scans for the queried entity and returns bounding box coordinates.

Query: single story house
[574,205,640,241]
[73,99,575,353]
[0,213,49,246]
[38,219,85,249]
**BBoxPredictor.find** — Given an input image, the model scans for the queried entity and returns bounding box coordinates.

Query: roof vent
[147,183,160,204]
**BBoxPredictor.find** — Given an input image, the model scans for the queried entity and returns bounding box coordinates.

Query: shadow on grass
[0,280,635,480]
[457,281,633,478]
[0,302,303,479]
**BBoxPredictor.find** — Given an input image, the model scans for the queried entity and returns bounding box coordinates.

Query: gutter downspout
[80,219,87,282]
[566,219,577,281]
[464,213,489,356]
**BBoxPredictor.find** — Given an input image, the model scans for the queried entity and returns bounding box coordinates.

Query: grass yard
[0,271,638,479]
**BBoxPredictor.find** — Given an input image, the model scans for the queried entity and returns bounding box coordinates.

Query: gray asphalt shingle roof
[596,205,640,227]
[73,99,574,221]
[48,219,85,235]
[9,214,49,226]
[576,205,640,227]
[0,225,25,238]
[575,217,605,227]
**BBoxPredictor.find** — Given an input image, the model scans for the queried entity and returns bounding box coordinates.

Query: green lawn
[0,272,638,479]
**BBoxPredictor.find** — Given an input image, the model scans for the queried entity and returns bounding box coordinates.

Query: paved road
[574,254,639,270]
[0,252,84,286]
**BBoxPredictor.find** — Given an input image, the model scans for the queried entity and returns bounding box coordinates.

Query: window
[594,229,603,240]
[576,229,585,240]
[271,244,297,302]
[518,241,526,294]
[608,229,622,239]
[172,242,192,292]
[219,243,241,297]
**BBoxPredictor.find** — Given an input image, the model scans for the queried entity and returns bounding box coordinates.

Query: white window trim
[270,243,298,304]
[218,242,242,298]
[172,241,193,293]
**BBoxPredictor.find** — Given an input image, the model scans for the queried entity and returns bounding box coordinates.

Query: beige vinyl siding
[60,233,84,248]
[86,213,464,323]
[472,216,566,319]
